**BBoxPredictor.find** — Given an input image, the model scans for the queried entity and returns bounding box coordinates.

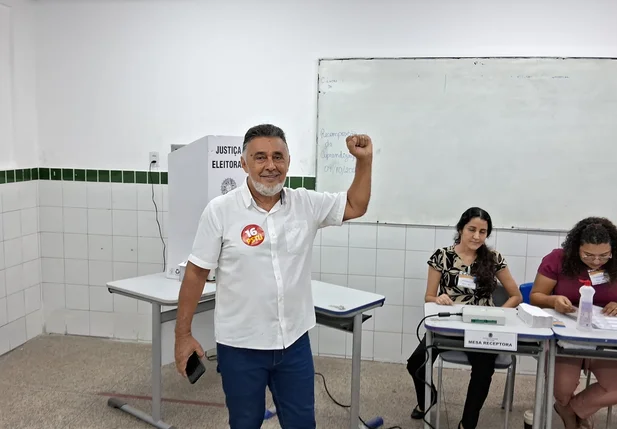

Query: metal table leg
[349,313,362,429]
[532,341,547,429]
[424,330,433,429]
[107,302,176,429]
[545,339,555,429]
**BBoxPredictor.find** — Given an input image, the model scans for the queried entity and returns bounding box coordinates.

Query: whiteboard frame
[314,56,617,232]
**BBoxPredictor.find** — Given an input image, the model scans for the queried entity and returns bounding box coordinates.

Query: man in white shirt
[174,123,372,428]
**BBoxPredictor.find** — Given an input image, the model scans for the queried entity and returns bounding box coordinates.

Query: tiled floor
[0,334,613,428]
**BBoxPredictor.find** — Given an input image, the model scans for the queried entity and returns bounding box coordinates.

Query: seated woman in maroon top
[531,217,617,429]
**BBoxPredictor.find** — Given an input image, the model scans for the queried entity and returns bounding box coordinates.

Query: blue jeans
[216,331,316,429]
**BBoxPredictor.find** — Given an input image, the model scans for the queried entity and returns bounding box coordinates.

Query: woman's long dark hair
[561,217,617,280]
[454,207,497,299]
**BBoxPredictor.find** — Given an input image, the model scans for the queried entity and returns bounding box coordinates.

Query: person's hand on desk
[175,334,205,377]
[554,295,576,314]
[602,302,617,316]
[435,294,454,305]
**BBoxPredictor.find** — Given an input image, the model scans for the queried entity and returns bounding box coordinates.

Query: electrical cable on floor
[414,312,463,429]
[148,160,166,272]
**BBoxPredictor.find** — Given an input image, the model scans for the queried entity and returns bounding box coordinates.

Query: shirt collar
[240,177,286,208]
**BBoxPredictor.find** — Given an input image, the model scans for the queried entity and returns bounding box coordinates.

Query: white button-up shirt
[188,179,347,350]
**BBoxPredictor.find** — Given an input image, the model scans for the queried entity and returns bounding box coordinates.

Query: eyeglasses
[580,254,612,262]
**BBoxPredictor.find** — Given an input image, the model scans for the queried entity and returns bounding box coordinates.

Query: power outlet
[149,151,159,167]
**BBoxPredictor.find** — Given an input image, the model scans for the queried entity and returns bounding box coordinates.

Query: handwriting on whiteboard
[319,128,358,175]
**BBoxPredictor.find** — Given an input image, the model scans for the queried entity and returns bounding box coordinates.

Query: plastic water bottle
[577,279,595,331]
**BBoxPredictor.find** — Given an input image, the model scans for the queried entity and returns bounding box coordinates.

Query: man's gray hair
[242,124,288,158]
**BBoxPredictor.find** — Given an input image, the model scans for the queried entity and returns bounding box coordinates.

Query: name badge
[589,270,610,286]
[457,273,476,290]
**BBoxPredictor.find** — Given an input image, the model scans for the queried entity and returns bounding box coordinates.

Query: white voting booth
[159,135,246,365]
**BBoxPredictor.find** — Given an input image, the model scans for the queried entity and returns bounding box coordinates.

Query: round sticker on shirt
[241,224,265,246]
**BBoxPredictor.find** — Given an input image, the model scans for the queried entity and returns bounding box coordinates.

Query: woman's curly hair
[454,207,498,299]
[561,217,617,280]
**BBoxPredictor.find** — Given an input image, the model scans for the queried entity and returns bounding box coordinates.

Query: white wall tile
[90,311,114,338]
[22,260,41,289]
[137,299,152,314]
[402,333,419,362]
[66,310,90,335]
[112,210,138,237]
[376,249,405,278]
[87,209,112,235]
[87,182,112,209]
[348,247,376,276]
[404,278,426,307]
[42,258,64,283]
[0,190,2,213]
[20,182,38,209]
[64,233,88,259]
[7,291,25,322]
[311,246,320,273]
[20,208,38,236]
[348,224,377,248]
[0,325,9,355]
[113,262,138,281]
[21,233,39,262]
[0,297,6,326]
[405,226,436,251]
[44,308,66,334]
[39,207,63,232]
[320,246,348,275]
[376,277,404,304]
[0,214,3,243]
[496,231,528,256]
[43,283,65,310]
[66,284,89,310]
[114,294,138,313]
[435,227,456,248]
[320,273,347,286]
[111,183,137,210]
[137,237,164,264]
[527,232,560,258]
[114,313,141,340]
[89,286,114,312]
[2,184,21,212]
[373,332,402,363]
[137,184,163,212]
[137,210,163,238]
[374,305,403,333]
[24,285,41,314]
[137,263,163,276]
[321,224,349,247]
[345,330,374,359]
[0,245,4,270]
[4,238,23,268]
[63,208,88,234]
[377,224,406,250]
[38,181,63,207]
[3,210,21,240]
[88,235,112,261]
[318,326,346,356]
[5,265,23,296]
[525,257,543,283]
[7,317,27,349]
[112,236,137,262]
[40,232,64,258]
[88,260,113,286]
[0,270,5,298]
[503,255,526,285]
[26,310,43,340]
[62,182,87,208]
[403,306,425,335]
[347,275,376,293]
[65,259,89,285]
[313,230,321,246]
[405,251,432,279]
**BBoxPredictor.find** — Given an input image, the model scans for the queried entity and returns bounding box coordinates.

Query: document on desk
[464,330,518,351]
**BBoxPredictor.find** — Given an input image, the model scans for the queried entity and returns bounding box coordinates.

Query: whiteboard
[315,57,617,230]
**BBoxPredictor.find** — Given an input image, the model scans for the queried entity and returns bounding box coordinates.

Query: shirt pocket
[284,220,309,254]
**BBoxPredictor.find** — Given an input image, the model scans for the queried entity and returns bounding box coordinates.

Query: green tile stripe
[0,168,316,190]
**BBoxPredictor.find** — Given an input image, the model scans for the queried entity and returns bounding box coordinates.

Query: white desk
[544,308,617,429]
[422,303,554,429]
[107,273,385,429]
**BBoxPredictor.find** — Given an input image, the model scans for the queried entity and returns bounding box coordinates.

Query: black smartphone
[186,351,206,384]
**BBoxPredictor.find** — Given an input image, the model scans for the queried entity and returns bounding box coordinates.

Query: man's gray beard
[250,177,284,197]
